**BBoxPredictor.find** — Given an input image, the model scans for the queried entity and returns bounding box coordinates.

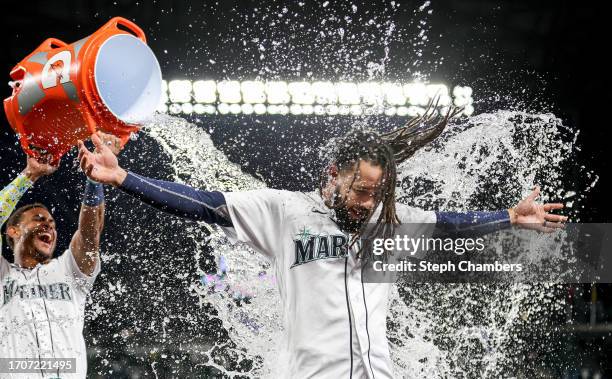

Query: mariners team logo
[291,226,349,268]
[3,279,73,305]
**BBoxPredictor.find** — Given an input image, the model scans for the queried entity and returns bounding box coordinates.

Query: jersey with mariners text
[0,249,100,379]
[221,189,435,379]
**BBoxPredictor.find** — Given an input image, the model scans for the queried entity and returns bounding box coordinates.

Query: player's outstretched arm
[1,155,58,227]
[77,133,232,226]
[70,133,121,276]
[435,209,512,237]
[69,181,105,276]
[434,185,567,237]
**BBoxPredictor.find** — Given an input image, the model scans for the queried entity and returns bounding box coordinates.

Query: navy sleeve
[119,171,233,227]
[434,210,511,237]
[82,179,105,206]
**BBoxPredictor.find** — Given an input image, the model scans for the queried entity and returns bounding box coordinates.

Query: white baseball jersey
[0,248,100,379]
[221,189,435,379]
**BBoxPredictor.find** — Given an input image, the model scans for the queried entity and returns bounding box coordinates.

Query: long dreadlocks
[319,98,463,260]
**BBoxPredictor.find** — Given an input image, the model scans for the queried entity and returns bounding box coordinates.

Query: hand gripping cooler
[3,17,162,163]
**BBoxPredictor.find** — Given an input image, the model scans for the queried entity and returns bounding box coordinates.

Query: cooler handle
[41,38,69,49]
[106,17,147,43]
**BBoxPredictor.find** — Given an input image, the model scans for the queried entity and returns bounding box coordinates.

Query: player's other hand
[78,132,127,187]
[24,153,59,182]
[509,185,568,232]
[97,131,124,156]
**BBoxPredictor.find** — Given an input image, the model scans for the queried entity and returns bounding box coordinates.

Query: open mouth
[36,232,54,247]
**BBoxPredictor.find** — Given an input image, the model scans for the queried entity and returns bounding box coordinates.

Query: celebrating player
[78,108,567,378]
[1,133,121,378]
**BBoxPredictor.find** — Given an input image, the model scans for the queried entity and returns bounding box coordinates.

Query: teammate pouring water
[1,133,121,379]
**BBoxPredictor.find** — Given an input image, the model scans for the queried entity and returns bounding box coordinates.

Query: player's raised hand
[509,185,568,232]
[24,153,60,182]
[78,132,127,186]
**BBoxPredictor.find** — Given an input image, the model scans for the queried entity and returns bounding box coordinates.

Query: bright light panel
[164,80,474,117]
[266,81,290,104]
[193,80,217,103]
[168,80,192,103]
[217,81,242,103]
[241,81,266,103]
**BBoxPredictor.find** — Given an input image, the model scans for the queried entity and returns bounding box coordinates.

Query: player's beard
[333,206,363,233]
[329,185,371,233]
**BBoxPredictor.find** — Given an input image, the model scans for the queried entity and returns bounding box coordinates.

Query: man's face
[8,208,57,261]
[332,160,383,232]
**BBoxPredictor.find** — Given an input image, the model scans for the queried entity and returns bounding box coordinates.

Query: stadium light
[358,82,384,106]
[181,103,193,114]
[312,81,337,104]
[336,82,360,105]
[241,81,266,103]
[217,81,242,104]
[193,80,217,103]
[163,79,474,117]
[241,103,254,115]
[218,103,230,114]
[302,105,314,115]
[168,80,192,103]
[266,81,290,104]
[288,82,315,104]
[382,83,406,106]
[404,83,428,106]
[253,103,267,115]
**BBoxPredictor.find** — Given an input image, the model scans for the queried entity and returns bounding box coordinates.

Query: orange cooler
[3,16,162,162]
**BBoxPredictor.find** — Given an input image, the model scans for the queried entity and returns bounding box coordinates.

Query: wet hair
[4,203,49,250]
[320,100,462,259]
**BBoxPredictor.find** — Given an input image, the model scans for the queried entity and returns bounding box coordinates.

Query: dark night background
[1,0,610,377]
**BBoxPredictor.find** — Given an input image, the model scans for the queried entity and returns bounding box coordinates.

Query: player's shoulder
[280,190,330,218]
[293,190,326,206]
[394,201,437,223]
[223,188,326,213]
[224,188,294,202]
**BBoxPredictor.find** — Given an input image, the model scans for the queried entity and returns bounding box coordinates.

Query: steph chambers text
[372,260,523,273]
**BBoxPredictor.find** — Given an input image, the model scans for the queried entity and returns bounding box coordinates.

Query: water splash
[119,109,593,377]
[142,114,284,376]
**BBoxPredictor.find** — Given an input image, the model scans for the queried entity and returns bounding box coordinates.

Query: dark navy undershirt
[119,171,511,235]
[119,171,232,227]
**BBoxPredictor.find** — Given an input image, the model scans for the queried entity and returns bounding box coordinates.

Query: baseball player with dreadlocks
[78,106,567,378]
